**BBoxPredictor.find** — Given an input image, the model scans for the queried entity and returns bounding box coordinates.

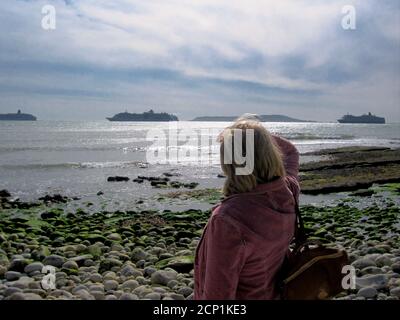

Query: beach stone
[12,276,34,289]
[177,286,193,297]
[352,258,376,269]
[389,287,400,298]
[121,279,139,291]
[62,260,79,270]
[104,280,119,291]
[156,255,194,273]
[356,274,389,290]
[105,295,118,300]
[144,292,161,300]
[357,287,377,298]
[151,270,178,286]
[133,285,153,297]
[9,292,42,300]
[89,273,103,283]
[72,285,89,293]
[103,271,117,280]
[391,262,400,274]
[119,293,139,300]
[88,244,103,257]
[90,291,105,300]
[0,265,6,277]
[167,280,179,289]
[169,293,185,300]
[5,271,21,281]
[131,249,147,262]
[75,289,94,300]
[120,265,142,278]
[99,258,122,273]
[43,255,65,268]
[83,259,95,267]
[9,259,29,272]
[144,266,157,277]
[88,282,103,289]
[136,276,148,285]
[4,287,22,297]
[375,256,393,267]
[24,262,44,274]
[360,266,382,275]
[108,233,122,242]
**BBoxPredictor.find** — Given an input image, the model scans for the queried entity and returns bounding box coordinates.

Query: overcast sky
[0,0,399,121]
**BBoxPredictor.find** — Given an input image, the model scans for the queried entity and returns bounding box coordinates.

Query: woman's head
[219,119,285,196]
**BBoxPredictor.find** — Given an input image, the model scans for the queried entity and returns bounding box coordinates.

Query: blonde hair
[219,120,285,196]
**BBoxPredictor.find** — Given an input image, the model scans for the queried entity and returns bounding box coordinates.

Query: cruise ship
[0,109,37,121]
[337,112,385,124]
[107,109,178,122]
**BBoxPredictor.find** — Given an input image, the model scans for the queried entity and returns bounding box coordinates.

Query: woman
[194,118,300,300]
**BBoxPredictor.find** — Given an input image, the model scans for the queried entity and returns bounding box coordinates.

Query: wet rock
[120,265,142,278]
[144,292,161,300]
[75,289,95,300]
[43,255,66,268]
[390,287,400,298]
[90,273,103,283]
[177,286,193,297]
[0,189,11,198]
[62,260,79,270]
[352,258,376,269]
[392,262,400,274]
[360,266,382,275]
[169,293,185,300]
[151,180,168,187]
[121,279,139,291]
[5,271,21,281]
[156,256,194,273]
[24,262,44,275]
[108,233,122,242]
[183,182,199,189]
[39,194,68,204]
[9,259,29,272]
[107,176,129,182]
[351,189,375,197]
[131,248,147,262]
[99,258,122,274]
[356,274,389,290]
[375,256,393,267]
[119,293,139,300]
[357,287,377,298]
[151,269,178,286]
[104,280,119,291]
[70,254,94,267]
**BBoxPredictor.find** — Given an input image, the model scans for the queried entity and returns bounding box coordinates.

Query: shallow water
[0,121,399,206]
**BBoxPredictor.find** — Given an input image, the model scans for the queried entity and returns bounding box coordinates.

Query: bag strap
[293,197,308,247]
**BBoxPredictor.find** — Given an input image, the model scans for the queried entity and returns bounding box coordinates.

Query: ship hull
[0,115,37,121]
[107,118,175,122]
[338,119,385,124]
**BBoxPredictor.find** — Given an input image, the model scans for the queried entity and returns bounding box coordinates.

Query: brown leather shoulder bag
[279,203,349,300]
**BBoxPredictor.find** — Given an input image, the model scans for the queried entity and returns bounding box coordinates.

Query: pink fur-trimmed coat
[194,136,300,300]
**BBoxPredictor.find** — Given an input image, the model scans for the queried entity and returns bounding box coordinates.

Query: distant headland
[107,109,178,122]
[191,114,314,122]
[0,109,37,121]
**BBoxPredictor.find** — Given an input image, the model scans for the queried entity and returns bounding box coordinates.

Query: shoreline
[0,146,400,300]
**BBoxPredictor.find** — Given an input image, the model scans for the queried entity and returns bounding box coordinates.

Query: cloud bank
[0,0,399,121]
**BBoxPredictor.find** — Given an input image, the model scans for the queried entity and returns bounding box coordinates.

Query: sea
[0,121,399,211]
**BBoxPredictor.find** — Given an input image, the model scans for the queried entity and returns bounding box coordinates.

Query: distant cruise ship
[337,112,385,124]
[107,109,178,122]
[0,109,37,121]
